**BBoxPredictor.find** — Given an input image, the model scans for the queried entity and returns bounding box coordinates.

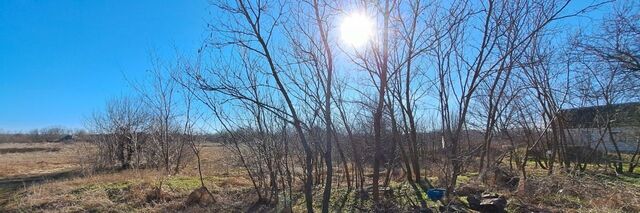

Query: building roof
[560,102,640,128]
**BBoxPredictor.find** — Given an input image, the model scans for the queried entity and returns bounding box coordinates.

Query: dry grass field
[2,141,640,212]
[0,142,83,179]
[0,142,262,212]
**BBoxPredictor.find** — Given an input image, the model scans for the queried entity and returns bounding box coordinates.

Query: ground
[1,142,640,212]
[0,142,258,212]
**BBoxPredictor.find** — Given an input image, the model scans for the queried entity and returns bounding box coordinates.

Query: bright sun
[340,13,374,47]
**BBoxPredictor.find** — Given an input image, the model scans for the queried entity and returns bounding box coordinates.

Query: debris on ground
[467,193,507,213]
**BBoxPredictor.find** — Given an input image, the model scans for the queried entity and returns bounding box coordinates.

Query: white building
[561,102,640,154]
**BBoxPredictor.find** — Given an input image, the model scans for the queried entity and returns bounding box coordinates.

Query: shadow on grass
[0,147,61,154]
[335,188,352,212]
[0,169,80,189]
[0,169,81,210]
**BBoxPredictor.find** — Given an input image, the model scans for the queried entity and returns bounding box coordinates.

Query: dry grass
[497,170,640,212]
[4,170,259,212]
[0,142,259,212]
[2,141,640,212]
[0,142,87,179]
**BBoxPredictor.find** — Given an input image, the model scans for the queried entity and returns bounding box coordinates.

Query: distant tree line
[0,127,86,143]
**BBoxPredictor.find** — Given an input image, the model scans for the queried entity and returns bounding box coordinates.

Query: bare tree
[89,97,149,170]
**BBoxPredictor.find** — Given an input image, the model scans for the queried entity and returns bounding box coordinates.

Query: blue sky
[0,0,612,132]
[0,0,210,131]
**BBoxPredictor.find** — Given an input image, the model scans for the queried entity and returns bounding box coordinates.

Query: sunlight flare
[340,12,374,47]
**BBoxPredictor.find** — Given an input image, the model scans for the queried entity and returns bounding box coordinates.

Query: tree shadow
[0,169,80,189]
[335,188,353,212]
[0,169,81,210]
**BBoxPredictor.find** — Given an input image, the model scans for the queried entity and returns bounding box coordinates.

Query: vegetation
[1,0,640,212]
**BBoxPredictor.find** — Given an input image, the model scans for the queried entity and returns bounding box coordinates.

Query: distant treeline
[0,127,223,144]
[0,127,81,143]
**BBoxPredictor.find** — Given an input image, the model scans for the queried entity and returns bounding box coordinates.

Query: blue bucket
[426,188,445,201]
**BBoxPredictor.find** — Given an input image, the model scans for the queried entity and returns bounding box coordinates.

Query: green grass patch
[593,172,640,187]
[457,175,471,184]
[618,174,640,186]
[621,163,640,175]
[162,175,224,192]
[164,176,202,191]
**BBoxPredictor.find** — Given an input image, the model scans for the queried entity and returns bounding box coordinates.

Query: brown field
[0,142,262,212]
[0,142,88,179]
[1,141,640,212]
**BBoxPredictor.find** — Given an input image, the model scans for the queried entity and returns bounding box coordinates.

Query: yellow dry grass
[2,141,640,212]
[0,142,88,179]
[0,142,257,212]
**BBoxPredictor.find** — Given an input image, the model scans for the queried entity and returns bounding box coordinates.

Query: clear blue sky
[0,0,209,131]
[0,0,612,132]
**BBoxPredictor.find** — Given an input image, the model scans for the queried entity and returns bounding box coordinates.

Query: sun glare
[340,13,374,48]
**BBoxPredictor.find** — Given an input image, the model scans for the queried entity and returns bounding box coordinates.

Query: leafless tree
[89,97,149,170]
